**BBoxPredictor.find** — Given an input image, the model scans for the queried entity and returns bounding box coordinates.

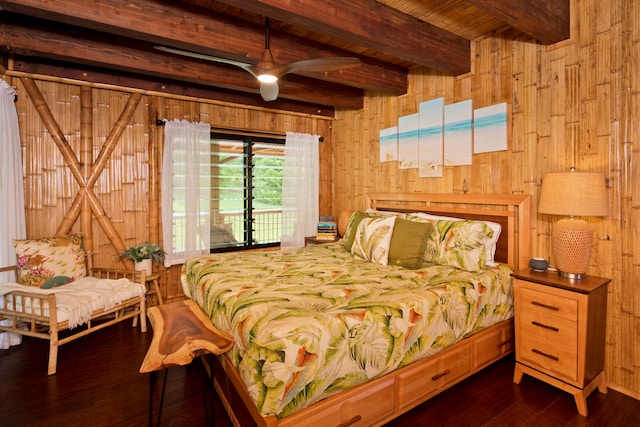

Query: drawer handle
[531,321,559,332]
[431,369,451,381]
[337,415,362,427]
[532,348,559,361]
[531,301,559,311]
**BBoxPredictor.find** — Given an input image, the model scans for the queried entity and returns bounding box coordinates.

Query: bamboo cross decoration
[20,77,143,269]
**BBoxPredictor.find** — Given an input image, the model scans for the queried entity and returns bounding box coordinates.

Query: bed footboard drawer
[282,377,396,427]
[473,321,514,370]
[397,342,472,410]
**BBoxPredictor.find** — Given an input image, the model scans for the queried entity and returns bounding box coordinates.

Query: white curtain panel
[161,119,211,267]
[280,132,319,249]
[0,79,26,349]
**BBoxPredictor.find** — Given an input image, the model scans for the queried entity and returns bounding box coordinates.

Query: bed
[0,235,148,375]
[181,193,531,426]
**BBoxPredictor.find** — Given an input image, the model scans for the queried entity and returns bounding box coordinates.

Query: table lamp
[537,171,608,279]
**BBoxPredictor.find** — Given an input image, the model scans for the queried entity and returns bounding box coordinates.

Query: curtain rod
[155,120,324,141]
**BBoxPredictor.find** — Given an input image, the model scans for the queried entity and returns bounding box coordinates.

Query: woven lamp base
[553,218,593,279]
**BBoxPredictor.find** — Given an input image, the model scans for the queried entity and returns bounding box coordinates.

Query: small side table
[140,299,234,426]
[144,273,163,306]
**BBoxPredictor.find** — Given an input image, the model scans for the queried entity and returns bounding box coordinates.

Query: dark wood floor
[1,321,639,427]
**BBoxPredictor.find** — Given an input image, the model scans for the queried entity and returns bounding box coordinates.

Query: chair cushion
[13,235,87,287]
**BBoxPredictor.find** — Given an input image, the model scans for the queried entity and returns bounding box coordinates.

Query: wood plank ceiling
[0,0,569,116]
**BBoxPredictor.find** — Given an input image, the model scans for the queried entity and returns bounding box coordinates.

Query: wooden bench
[139,299,233,426]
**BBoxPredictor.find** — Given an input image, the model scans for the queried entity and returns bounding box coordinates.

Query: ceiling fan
[155,17,361,101]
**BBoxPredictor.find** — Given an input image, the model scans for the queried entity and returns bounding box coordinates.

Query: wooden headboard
[366,193,531,271]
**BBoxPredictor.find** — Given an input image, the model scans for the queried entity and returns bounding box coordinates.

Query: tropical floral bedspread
[181,242,514,418]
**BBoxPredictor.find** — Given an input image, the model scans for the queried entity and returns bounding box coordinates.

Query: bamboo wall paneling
[21,78,85,198]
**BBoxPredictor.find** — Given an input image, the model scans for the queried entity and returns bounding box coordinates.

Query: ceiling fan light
[260,82,279,101]
[257,74,278,83]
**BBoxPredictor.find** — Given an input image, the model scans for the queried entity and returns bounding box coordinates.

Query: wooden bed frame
[0,267,147,375]
[206,193,531,427]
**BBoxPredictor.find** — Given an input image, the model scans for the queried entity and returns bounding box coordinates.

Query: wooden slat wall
[333,0,639,400]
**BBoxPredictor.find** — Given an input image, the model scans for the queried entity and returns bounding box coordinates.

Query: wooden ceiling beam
[0,0,407,95]
[467,0,570,44]
[208,0,471,75]
[0,15,363,109]
[8,57,337,117]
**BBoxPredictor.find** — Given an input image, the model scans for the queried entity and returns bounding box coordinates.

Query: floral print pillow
[422,220,493,272]
[13,235,86,287]
[350,216,396,265]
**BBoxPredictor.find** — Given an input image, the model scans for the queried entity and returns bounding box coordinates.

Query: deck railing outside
[215,209,295,245]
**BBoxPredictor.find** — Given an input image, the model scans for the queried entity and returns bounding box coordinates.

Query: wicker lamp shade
[538,172,608,279]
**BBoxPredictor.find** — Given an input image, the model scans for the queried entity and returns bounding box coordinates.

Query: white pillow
[351,216,396,265]
[405,212,502,266]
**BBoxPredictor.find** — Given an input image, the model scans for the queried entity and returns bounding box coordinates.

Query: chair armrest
[90,267,146,285]
[0,265,18,282]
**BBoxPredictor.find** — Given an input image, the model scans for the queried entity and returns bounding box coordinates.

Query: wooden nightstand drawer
[519,330,577,382]
[519,309,576,346]
[520,286,577,321]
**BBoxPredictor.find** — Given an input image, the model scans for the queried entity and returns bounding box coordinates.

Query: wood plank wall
[332,0,640,400]
[4,75,333,306]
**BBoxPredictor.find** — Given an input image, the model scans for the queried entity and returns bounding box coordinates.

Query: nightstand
[304,236,340,246]
[511,269,610,416]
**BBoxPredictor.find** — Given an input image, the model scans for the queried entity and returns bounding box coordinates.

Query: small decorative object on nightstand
[511,269,610,416]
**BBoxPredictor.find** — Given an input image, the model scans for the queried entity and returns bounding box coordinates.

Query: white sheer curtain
[0,79,26,349]
[280,132,319,249]
[161,119,211,267]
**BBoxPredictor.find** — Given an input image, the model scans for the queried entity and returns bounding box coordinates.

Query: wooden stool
[140,299,233,426]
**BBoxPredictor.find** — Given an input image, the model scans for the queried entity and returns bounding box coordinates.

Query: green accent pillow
[388,218,434,269]
[41,276,73,289]
[423,220,493,272]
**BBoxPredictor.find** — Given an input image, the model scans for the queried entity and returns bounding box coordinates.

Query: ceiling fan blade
[260,81,279,101]
[154,46,254,73]
[274,57,362,78]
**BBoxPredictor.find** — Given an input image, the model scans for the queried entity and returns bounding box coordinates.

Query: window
[210,133,290,252]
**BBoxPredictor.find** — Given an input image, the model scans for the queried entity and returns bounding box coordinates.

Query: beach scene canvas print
[418,97,444,177]
[379,126,398,162]
[398,113,419,169]
[473,102,508,153]
[444,100,473,166]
